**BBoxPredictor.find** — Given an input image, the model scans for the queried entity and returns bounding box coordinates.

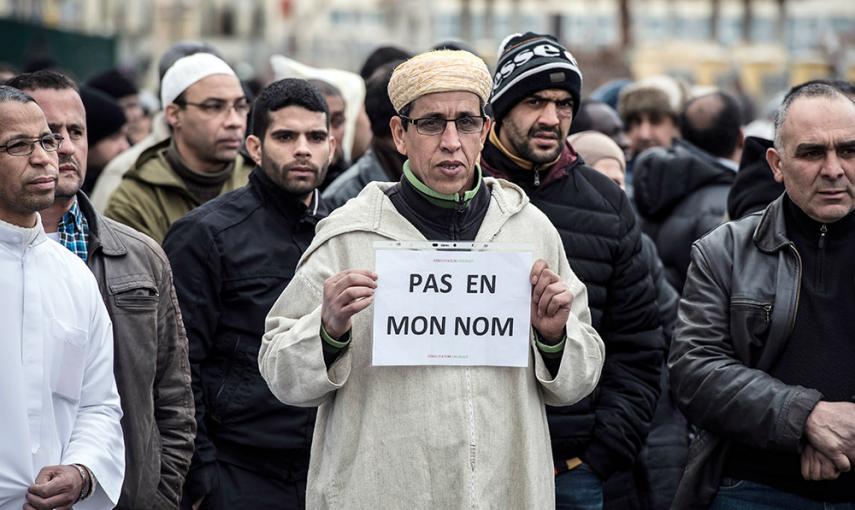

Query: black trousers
[201,461,307,510]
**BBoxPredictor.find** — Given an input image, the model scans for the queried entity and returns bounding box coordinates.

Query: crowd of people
[1,31,854,510]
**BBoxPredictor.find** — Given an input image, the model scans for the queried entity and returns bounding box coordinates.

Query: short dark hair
[774,82,851,150]
[0,84,36,105]
[360,45,411,80]
[306,79,343,100]
[6,70,79,93]
[364,61,401,138]
[680,91,742,158]
[569,99,612,135]
[250,78,329,138]
[788,78,855,99]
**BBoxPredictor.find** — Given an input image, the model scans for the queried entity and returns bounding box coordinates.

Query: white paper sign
[372,242,533,367]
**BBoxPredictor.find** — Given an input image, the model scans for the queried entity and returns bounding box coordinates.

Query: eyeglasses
[0,134,63,156]
[177,99,251,117]
[400,115,486,136]
[521,96,574,117]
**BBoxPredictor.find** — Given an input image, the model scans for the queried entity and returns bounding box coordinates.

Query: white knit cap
[160,53,237,106]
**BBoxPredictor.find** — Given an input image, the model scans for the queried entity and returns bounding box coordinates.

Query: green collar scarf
[402,160,483,209]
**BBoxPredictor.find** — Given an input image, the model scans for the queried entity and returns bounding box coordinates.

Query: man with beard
[481,32,663,509]
[105,53,252,243]
[163,79,332,510]
[618,76,684,162]
[8,70,196,509]
[0,84,124,509]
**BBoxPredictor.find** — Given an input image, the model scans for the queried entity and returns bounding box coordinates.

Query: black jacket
[482,138,664,480]
[669,195,824,509]
[163,168,325,502]
[727,137,784,220]
[633,139,735,291]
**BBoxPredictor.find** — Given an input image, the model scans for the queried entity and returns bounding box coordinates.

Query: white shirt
[0,215,124,509]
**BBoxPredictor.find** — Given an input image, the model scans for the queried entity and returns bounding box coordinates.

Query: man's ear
[390,116,407,156]
[246,134,263,167]
[165,103,181,130]
[766,146,784,183]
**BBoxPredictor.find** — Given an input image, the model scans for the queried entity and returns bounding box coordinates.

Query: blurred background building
[1,0,854,109]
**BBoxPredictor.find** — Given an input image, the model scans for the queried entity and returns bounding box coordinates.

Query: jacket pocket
[729,298,773,366]
[110,278,159,309]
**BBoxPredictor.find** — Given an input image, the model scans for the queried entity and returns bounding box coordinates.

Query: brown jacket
[104,139,252,243]
[80,193,196,509]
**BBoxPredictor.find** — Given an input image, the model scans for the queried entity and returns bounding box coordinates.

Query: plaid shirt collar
[57,198,90,262]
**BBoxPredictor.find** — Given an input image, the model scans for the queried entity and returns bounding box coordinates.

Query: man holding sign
[260,50,605,509]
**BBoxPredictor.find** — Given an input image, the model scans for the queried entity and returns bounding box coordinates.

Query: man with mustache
[480,32,664,509]
[163,79,331,510]
[259,49,605,509]
[8,70,196,509]
[0,84,124,509]
[105,53,252,243]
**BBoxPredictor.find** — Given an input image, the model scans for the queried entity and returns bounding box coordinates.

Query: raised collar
[60,199,86,231]
[481,129,579,191]
[77,192,128,257]
[0,215,46,254]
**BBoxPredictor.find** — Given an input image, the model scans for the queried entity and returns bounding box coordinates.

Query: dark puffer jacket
[633,139,735,291]
[482,138,664,483]
[727,137,784,220]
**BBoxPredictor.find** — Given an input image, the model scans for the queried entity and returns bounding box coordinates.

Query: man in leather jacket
[670,81,855,509]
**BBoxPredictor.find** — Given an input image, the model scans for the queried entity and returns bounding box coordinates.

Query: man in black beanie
[80,87,129,194]
[481,32,664,509]
[87,68,149,145]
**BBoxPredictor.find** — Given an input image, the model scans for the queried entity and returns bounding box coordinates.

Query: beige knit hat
[568,131,626,173]
[388,50,492,113]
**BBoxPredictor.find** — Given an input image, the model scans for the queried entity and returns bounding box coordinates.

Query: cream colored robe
[260,178,605,510]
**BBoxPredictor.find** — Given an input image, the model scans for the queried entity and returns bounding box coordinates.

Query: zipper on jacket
[450,201,466,241]
[731,298,773,323]
[816,224,827,290]
[533,170,541,187]
[786,244,803,337]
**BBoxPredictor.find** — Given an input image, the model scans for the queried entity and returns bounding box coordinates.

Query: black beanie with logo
[490,32,583,123]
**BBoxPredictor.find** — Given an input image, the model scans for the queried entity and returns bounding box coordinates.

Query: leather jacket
[668,194,823,509]
[80,192,196,509]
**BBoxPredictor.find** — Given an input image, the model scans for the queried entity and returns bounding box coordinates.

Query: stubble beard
[508,123,564,165]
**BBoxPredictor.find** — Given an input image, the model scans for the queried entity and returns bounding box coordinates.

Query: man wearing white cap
[105,53,251,243]
[259,50,605,509]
